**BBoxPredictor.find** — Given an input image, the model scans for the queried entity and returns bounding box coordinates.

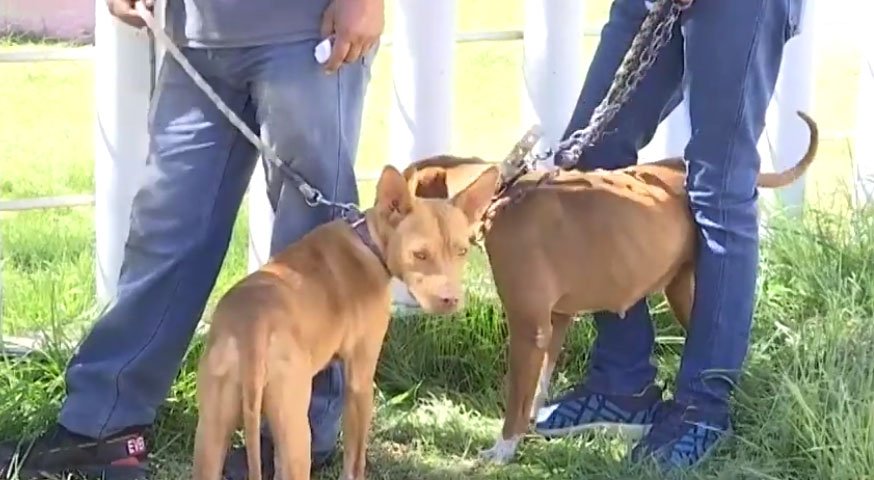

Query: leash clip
[299,184,322,207]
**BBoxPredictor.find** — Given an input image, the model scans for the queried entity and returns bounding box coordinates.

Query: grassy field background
[2,1,873,479]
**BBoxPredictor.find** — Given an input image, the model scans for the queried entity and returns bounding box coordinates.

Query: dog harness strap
[350,218,391,274]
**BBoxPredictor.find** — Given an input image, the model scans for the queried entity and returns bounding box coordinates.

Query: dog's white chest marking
[479,434,522,465]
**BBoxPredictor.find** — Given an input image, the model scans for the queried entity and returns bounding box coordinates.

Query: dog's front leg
[339,342,382,480]
[481,310,550,465]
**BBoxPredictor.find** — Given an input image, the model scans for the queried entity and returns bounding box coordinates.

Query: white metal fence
[0,17,588,347]
[2,0,871,344]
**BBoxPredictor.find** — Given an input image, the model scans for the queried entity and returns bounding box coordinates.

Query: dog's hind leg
[530,312,572,419]
[264,362,312,480]
[193,342,241,480]
[665,264,694,331]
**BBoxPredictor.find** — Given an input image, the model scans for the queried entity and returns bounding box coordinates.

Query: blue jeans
[59,40,374,458]
[567,0,803,410]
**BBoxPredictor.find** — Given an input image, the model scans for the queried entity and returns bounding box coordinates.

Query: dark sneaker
[630,400,732,470]
[534,384,662,438]
[0,424,148,480]
[222,433,336,480]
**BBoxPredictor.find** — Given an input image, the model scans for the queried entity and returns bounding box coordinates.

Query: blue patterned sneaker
[534,384,662,438]
[630,400,732,470]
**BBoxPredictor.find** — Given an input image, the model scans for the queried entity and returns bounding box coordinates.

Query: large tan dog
[403,112,818,463]
[192,164,499,480]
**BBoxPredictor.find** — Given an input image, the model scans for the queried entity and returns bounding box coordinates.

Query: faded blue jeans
[567,0,803,411]
[59,40,374,459]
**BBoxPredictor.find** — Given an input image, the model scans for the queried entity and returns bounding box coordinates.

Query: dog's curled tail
[757,111,819,189]
[241,327,268,480]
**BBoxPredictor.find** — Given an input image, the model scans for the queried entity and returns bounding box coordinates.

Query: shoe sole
[537,421,653,439]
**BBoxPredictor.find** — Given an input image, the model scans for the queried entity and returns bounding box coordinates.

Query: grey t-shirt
[167,0,332,48]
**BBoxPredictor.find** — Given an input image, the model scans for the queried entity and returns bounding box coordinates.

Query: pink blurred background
[1,0,94,41]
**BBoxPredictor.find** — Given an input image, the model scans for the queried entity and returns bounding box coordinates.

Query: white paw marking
[531,391,548,420]
[530,364,554,420]
[479,435,522,465]
[535,403,559,424]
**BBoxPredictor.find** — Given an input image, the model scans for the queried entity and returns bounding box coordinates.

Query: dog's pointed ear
[450,165,500,225]
[375,165,414,226]
[409,169,450,199]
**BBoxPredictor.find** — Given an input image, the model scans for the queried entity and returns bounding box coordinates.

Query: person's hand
[106,0,153,28]
[320,0,385,74]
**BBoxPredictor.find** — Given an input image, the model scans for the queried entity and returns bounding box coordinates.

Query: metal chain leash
[553,0,689,170]
[135,3,363,221]
[477,0,690,246]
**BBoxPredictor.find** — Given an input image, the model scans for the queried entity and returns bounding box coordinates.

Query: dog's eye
[457,247,468,256]
[413,250,429,261]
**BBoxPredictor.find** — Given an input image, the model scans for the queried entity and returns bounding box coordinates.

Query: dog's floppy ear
[450,165,500,225]
[375,165,415,226]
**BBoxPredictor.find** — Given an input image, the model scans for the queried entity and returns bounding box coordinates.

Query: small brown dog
[192,164,499,480]
[403,112,818,463]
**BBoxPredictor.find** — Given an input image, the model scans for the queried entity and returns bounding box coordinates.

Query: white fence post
[640,100,691,162]
[388,0,456,168]
[853,9,873,207]
[760,0,819,217]
[521,0,586,164]
[248,165,274,272]
[94,0,152,303]
[388,0,456,308]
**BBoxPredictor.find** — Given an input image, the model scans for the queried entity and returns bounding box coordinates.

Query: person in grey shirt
[0,0,383,479]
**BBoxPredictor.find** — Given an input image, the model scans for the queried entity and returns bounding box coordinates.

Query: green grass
[2,1,873,479]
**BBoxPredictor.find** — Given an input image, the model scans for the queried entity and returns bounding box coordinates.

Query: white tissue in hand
[314,38,332,64]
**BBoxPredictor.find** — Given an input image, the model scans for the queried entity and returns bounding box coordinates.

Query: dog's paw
[478,435,521,465]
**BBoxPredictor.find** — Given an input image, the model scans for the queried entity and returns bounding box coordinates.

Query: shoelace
[643,400,692,447]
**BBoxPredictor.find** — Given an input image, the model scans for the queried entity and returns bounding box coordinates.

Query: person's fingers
[107,1,146,27]
[120,13,146,27]
[362,39,378,57]
[344,42,363,64]
[325,38,351,73]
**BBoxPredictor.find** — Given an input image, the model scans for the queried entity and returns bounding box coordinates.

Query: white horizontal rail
[0,46,94,62]
[0,126,854,213]
[0,194,95,212]
[0,28,607,64]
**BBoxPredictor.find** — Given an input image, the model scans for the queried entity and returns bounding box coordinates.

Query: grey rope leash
[134,2,362,221]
